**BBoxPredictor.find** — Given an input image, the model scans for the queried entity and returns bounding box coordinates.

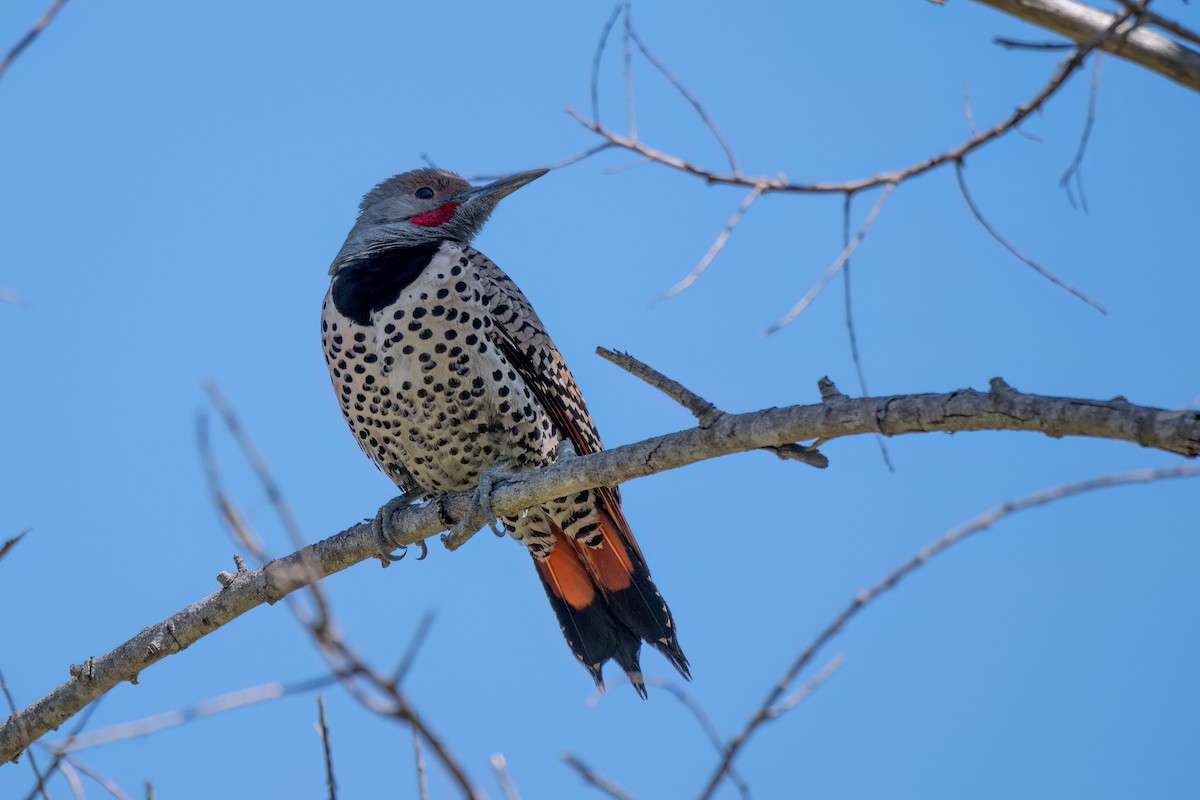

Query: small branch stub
[818,377,848,401]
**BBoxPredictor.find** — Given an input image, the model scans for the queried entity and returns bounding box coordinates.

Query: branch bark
[972,0,1200,92]
[3,381,1197,763]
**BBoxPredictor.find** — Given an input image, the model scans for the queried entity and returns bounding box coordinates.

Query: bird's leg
[554,439,578,462]
[371,491,427,567]
[442,460,517,551]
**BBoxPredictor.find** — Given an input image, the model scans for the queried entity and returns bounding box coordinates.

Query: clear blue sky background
[2,1,1197,798]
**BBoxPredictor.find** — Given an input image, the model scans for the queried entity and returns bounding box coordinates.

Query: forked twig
[596,347,827,468]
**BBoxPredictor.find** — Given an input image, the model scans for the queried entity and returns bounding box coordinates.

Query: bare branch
[563,753,636,800]
[0,0,69,82]
[765,183,895,334]
[954,160,1106,312]
[3,380,1198,762]
[595,347,827,468]
[973,0,1200,92]
[699,462,1200,798]
[567,6,1140,198]
[1115,0,1200,50]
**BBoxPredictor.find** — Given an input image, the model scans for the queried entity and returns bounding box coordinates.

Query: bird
[320,167,689,696]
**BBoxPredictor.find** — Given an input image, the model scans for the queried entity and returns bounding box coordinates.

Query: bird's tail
[533,491,688,697]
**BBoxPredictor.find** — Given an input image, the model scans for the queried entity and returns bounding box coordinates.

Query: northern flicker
[321,167,689,695]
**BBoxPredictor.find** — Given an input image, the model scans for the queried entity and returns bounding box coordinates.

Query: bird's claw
[371,491,422,567]
[442,461,515,551]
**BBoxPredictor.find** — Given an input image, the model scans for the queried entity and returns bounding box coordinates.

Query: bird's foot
[441,461,516,552]
[371,491,427,567]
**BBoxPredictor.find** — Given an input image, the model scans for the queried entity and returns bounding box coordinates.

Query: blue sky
[2,1,1197,798]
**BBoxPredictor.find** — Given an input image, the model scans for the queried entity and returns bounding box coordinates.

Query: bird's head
[329,167,548,274]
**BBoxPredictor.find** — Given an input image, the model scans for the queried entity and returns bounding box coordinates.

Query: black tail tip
[624,670,649,699]
[655,641,692,682]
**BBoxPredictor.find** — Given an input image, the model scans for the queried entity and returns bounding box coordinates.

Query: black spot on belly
[331,241,444,326]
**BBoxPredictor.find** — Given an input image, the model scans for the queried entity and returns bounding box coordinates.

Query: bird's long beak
[457,168,549,205]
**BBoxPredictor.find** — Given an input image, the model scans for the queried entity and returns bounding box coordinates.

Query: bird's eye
[415,187,435,200]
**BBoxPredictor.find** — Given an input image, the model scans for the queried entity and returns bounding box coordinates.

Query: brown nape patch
[538,530,597,610]
[359,168,473,211]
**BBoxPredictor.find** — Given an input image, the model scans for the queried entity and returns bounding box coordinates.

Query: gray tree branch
[3,380,1197,763]
[971,0,1200,92]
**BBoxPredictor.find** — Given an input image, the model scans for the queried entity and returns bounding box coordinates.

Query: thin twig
[699,462,1200,799]
[412,721,429,800]
[1060,52,1102,212]
[51,677,336,752]
[627,27,739,173]
[393,611,436,686]
[590,3,625,125]
[994,37,1076,50]
[954,160,1106,313]
[840,194,895,472]
[0,529,29,563]
[621,5,636,140]
[0,0,69,82]
[491,753,522,800]
[316,696,337,800]
[653,184,764,302]
[766,183,895,334]
[204,383,309,551]
[563,753,636,800]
